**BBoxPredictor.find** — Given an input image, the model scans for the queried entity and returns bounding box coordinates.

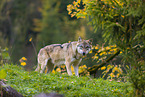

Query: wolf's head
[76,37,92,56]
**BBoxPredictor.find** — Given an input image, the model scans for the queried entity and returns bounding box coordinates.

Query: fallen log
[0,80,23,97]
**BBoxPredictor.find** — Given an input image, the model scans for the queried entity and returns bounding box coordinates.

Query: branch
[80,49,120,76]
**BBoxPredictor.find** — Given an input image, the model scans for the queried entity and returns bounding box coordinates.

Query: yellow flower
[101,66,106,70]
[29,37,32,42]
[21,62,26,66]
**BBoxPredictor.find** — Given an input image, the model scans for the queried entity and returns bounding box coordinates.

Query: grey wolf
[35,37,92,76]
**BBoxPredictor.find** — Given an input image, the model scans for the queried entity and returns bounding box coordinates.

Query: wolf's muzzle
[83,52,86,56]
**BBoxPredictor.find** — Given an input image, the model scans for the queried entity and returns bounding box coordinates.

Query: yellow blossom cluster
[91,44,118,62]
[67,0,87,18]
[67,0,125,19]
[101,64,123,80]
[19,57,27,66]
[51,65,90,76]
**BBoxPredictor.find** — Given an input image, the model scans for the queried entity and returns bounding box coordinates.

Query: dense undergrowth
[0,64,133,97]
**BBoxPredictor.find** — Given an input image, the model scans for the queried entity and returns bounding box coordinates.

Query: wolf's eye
[86,46,90,50]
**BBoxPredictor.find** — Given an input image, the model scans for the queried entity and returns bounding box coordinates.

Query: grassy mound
[0,64,133,97]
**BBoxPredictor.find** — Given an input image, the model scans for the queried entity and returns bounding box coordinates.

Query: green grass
[0,64,133,97]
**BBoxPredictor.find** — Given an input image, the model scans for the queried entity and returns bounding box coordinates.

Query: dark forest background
[0,0,104,70]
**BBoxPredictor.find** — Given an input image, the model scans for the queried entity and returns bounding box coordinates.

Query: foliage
[0,69,7,79]
[0,47,10,65]
[67,0,145,96]
[91,44,118,63]
[101,65,123,81]
[0,0,96,68]
[49,65,90,76]
[68,0,145,47]
[19,57,27,66]
[88,44,124,80]
[0,64,134,97]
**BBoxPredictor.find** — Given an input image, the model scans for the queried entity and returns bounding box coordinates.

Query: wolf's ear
[87,39,93,44]
[78,36,82,42]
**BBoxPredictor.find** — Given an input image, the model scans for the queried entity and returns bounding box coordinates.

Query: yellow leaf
[52,70,55,74]
[116,73,120,77]
[120,51,123,54]
[45,67,48,74]
[93,56,98,59]
[101,66,106,70]
[89,50,92,54]
[112,69,115,73]
[95,46,98,49]
[29,37,32,42]
[121,15,124,18]
[105,46,111,50]
[82,65,87,68]
[110,73,115,77]
[71,66,74,73]
[99,53,103,56]
[114,67,118,71]
[127,47,130,49]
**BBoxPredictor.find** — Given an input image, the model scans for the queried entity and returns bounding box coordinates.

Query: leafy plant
[67,0,145,96]
[0,64,134,97]
[0,47,10,65]
[101,64,123,81]
[0,69,7,79]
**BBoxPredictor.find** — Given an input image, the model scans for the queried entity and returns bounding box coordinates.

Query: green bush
[0,64,133,97]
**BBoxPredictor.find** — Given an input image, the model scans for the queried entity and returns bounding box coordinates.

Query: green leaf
[2,50,10,60]
[0,69,7,79]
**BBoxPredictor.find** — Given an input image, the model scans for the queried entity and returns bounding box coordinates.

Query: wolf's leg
[35,64,40,72]
[35,48,50,73]
[46,60,54,73]
[65,61,72,75]
[73,65,79,77]
[39,59,49,73]
[73,59,82,77]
